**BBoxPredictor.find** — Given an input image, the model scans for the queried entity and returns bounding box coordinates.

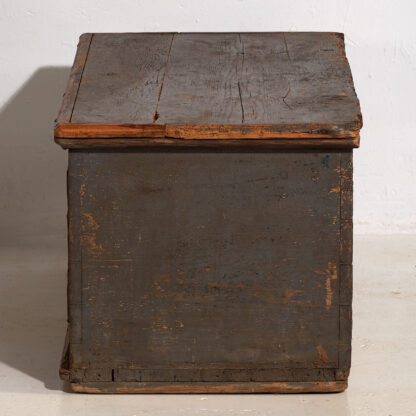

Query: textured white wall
[0,0,415,244]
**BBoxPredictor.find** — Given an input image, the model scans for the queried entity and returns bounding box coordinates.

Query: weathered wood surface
[69,33,174,126]
[63,150,353,389]
[338,152,353,378]
[70,380,348,394]
[55,33,92,125]
[56,32,359,393]
[55,32,362,142]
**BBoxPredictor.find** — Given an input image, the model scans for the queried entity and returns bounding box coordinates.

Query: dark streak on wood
[153,33,176,123]
[282,33,292,63]
[237,82,245,123]
[59,327,70,381]
[282,87,292,110]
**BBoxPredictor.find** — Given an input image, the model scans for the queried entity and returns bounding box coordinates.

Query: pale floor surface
[0,235,415,415]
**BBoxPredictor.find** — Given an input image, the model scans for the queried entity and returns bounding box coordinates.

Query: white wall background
[1,0,415,247]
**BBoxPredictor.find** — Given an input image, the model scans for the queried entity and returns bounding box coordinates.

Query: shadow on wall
[0,66,70,249]
[0,67,71,392]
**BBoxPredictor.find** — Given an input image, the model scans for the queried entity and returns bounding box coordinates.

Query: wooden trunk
[55,32,362,393]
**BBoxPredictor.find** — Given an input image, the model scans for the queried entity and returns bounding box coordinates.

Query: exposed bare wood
[54,122,360,140]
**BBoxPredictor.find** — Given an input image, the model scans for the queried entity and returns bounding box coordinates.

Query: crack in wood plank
[237,81,245,123]
[153,33,176,123]
[282,87,293,110]
[282,33,292,63]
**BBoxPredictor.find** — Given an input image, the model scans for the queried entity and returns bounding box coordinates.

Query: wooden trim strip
[56,136,360,150]
[68,367,340,383]
[70,380,347,394]
[55,33,93,125]
[55,122,360,140]
[338,151,353,378]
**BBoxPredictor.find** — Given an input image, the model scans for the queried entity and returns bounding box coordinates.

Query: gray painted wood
[65,150,350,384]
[71,33,174,124]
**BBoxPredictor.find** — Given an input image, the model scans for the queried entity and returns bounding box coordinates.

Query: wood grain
[54,32,362,142]
[238,33,360,128]
[154,33,243,125]
[55,122,359,140]
[70,33,174,125]
[55,33,92,125]
[65,150,344,384]
[338,151,353,377]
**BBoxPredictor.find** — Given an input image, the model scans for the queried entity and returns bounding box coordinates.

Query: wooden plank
[338,151,353,376]
[55,33,92,124]
[154,33,243,125]
[67,151,342,379]
[238,33,361,128]
[54,122,360,139]
[114,368,338,383]
[70,380,347,393]
[70,33,174,124]
[67,154,83,349]
[55,32,363,141]
[55,136,360,150]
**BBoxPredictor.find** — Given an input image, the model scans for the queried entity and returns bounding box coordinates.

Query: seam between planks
[69,34,94,123]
